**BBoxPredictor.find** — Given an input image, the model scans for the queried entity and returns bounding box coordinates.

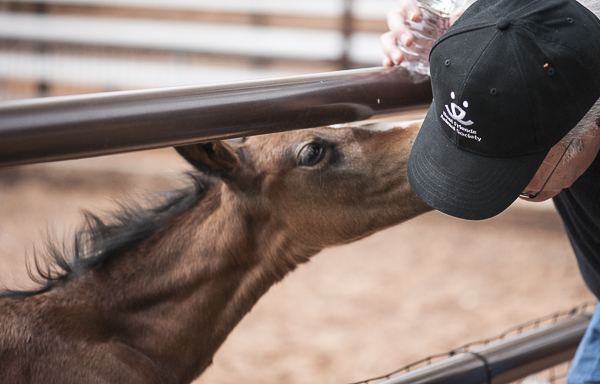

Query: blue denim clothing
[567,303,600,384]
[553,151,600,382]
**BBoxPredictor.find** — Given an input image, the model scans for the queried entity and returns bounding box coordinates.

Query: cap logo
[441,92,481,142]
[445,92,473,126]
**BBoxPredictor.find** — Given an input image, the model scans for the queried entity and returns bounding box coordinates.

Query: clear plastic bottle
[399,0,467,76]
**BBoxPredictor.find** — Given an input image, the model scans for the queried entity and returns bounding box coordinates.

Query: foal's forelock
[0,174,210,299]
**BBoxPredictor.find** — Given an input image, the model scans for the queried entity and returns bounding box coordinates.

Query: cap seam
[457,147,549,158]
[506,25,541,150]
[571,0,600,24]
[454,31,500,151]
[413,147,534,204]
[514,23,600,83]
[432,0,546,51]
[432,23,493,51]
[419,148,505,190]
[533,33,592,139]
[512,0,549,20]
[411,147,530,209]
[458,30,500,107]
[511,22,600,139]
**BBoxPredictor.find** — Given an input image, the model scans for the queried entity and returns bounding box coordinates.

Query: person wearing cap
[381,0,600,382]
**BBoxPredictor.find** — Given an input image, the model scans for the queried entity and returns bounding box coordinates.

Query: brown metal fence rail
[0,66,431,167]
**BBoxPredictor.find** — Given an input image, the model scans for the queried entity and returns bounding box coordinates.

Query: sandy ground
[0,147,595,384]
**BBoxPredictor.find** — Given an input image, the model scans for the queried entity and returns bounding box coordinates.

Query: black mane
[0,174,208,299]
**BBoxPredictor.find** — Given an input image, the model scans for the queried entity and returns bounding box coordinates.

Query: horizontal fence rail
[0,13,350,63]
[370,314,591,384]
[0,66,431,167]
[0,0,394,100]
[1,0,395,21]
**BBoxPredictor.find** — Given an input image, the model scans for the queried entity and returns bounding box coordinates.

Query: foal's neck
[79,181,311,383]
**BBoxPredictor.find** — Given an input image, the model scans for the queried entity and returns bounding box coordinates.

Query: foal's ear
[176,141,240,176]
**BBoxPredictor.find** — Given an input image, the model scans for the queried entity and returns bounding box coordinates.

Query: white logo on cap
[445,92,473,126]
[441,92,482,142]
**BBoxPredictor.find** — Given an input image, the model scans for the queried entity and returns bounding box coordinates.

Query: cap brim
[407,106,548,220]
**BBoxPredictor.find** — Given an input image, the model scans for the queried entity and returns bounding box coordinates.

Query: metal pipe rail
[0,66,431,167]
[378,314,591,384]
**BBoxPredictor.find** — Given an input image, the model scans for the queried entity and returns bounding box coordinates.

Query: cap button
[497,17,511,30]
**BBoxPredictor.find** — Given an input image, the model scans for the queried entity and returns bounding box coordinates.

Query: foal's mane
[0,173,208,299]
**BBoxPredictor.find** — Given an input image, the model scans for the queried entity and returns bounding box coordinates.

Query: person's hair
[577,0,600,18]
[560,97,600,161]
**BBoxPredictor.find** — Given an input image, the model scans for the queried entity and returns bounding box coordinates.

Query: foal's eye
[297,142,325,167]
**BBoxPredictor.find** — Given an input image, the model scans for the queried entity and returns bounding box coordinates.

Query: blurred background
[0,1,595,383]
[0,0,394,101]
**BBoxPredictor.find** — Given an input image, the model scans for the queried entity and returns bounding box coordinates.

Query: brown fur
[0,124,432,384]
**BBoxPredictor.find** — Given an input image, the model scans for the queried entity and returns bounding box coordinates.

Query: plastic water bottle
[400,0,467,76]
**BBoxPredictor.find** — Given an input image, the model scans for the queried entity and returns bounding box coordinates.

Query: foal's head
[1,123,428,299]
[177,123,429,250]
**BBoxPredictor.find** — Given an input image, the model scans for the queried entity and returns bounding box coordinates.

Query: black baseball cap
[407,0,600,220]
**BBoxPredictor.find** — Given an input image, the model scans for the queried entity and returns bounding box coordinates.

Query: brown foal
[0,123,431,384]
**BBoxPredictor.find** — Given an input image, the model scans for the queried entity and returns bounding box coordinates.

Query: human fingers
[380,31,403,66]
[398,0,421,22]
[382,56,394,67]
[382,0,420,66]
[386,8,417,49]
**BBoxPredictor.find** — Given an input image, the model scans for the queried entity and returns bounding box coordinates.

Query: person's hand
[380,1,465,67]
[380,0,421,67]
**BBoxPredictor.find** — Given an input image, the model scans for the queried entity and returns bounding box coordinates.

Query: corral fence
[0,0,395,100]
[352,303,596,384]
[0,2,593,384]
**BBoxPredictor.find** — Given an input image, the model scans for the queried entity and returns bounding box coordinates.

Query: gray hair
[559,98,600,161]
[577,0,600,18]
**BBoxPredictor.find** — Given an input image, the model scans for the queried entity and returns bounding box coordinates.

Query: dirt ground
[0,147,594,384]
